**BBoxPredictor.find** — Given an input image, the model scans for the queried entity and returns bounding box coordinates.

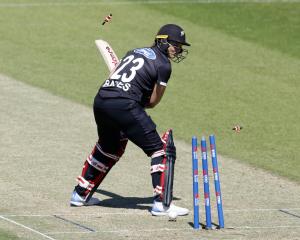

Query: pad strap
[154,185,162,195]
[151,164,166,174]
[75,142,125,200]
[77,176,94,191]
[87,154,109,173]
[151,149,165,159]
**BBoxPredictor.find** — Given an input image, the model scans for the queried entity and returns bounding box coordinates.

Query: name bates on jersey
[102,48,156,92]
[102,78,131,91]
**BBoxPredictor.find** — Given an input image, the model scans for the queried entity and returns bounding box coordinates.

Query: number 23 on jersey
[102,55,144,91]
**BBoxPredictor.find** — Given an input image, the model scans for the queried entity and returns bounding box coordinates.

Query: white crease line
[0,0,299,8]
[2,208,300,217]
[2,212,300,236]
[44,225,300,235]
[0,215,57,240]
[46,227,192,235]
[224,208,300,212]
[233,225,300,229]
[0,212,149,217]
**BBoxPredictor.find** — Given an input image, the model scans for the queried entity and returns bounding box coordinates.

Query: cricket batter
[70,24,191,216]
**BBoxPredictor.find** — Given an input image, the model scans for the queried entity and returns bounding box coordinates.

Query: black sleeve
[156,64,171,87]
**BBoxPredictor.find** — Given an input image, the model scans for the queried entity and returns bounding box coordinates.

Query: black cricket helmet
[156,24,190,46]
[155,24,190,63]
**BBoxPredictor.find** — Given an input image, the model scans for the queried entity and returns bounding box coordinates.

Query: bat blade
[95,39,119,71]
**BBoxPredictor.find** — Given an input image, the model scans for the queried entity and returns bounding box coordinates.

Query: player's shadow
[95,189,181,211]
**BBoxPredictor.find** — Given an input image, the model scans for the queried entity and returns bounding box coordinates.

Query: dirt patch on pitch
[0,74,299,240]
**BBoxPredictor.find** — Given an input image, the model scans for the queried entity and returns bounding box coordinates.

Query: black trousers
[93,96,163,157]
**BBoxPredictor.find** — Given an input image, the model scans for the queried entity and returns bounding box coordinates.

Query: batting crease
[44,225,300,235]
[2,211,300,236]
[1,207,300,217]
[0,215,57,240]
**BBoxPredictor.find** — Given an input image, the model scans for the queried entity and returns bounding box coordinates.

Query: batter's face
[167,42,183,60]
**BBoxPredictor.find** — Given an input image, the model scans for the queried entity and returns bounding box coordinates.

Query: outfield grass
[0,1,299,182]
[149,3,300,59]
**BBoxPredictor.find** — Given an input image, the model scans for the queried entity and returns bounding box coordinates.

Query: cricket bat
[95,39,119,72]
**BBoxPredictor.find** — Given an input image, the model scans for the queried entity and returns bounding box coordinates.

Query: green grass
[148,3,300,59]
[0,230,19,240]
[0,1,299,181]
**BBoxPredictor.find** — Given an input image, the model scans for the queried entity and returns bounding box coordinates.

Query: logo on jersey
[134,48,156,60]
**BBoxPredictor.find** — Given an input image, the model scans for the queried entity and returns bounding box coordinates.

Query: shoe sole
[151,210,168,216]
[151,210,189,216]
[70,200,101,207]
[70,201,84,207]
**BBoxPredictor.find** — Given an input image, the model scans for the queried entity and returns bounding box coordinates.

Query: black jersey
[98,46,171,106]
